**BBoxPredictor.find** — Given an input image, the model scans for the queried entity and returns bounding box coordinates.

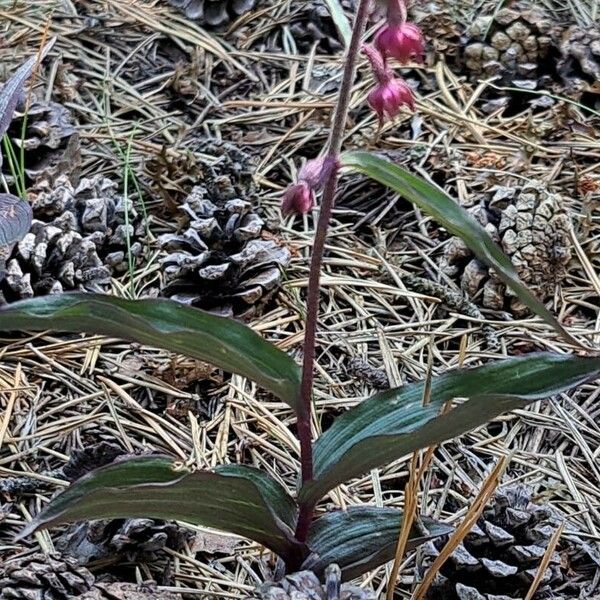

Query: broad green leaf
[20,456,304,561]
[301,353,600,504]
[340,151,582,349]
[304,506,453,580]
[0,194,32,248]
[0,294,301,409]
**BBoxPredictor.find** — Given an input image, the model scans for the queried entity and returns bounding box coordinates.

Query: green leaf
[323,0,352,47]
[20,456,304,561]
[0,294,301,409]
[301,353,600,504]
[340,151,582,348]
[0,194,32,248]
[303,507,453,580]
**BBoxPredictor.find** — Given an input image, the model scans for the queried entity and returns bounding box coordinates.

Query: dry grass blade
[524,522,565,600]
[412,456,508,600]
[387,348,437,599]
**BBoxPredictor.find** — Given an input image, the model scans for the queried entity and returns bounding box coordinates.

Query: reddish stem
[387,0,407,24]
[293,0,373,547]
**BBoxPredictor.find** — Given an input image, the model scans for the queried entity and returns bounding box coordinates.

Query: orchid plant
[0,0,598,592]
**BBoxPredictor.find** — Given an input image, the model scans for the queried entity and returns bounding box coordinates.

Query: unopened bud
[299,156,339,190]
[281,182,314,216]
[363,44,415,124]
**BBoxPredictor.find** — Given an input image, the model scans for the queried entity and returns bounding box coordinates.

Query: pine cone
[158,147,290,317]
[462,2,556,89]
[1,175,145,302]
[56,519,189,567]
[55,443,189,568]
[423,486,564,599]
[81,582,182,599]
[0,552,96,599]
[62,442,125,482]
[439,181,571,314]
[5,100,80,185]
[257,564,375,600]
[346,356,389,390]
[166,0,256,27]
[557,25,600,97]
[411,1,463,63]
[289,1,356,54]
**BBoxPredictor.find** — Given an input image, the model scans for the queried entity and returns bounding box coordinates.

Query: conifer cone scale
[166,0,256,27]
[257,565,375,599]
[439,181,572,315]
[0,175,144,302]
[423,486,565,599]
[0,553,96,599]
[158,146,290,317]
[5,100,81,185]
[557,25,600,97]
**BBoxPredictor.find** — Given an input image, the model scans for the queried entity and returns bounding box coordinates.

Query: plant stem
[294,0,372,546]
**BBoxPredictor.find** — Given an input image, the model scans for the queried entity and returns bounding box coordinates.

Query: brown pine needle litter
[0,0,599,598]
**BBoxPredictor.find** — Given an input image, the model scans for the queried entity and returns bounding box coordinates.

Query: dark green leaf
[301,353,600,504]
[20,456,304,561]
[0,294,301,409]
[0,194,32,248]
[340,151,582,348]
[303,506,452,579]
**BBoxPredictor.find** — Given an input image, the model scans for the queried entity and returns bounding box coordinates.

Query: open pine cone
[0,553,182,600]
[439,181,572,314]
[557,25,600,98]
[462,2,556,89]
[56,519,189,567]
[0,553,96,599]
[258,565,375,600]
[411,1,464,64]
[1,175,145,302]
[55,443,189,570]
[158,145,290,317]
[166,0,256,27]
[5,100,80,185]
[423,486,564,599]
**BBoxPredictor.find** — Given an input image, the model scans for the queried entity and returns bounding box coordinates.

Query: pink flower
[368,77,414,122]
[281,182,314,216]
[363,44,415,124]
[374,21,424,64]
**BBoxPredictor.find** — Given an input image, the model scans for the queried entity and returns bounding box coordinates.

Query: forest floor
[0,0,599,598]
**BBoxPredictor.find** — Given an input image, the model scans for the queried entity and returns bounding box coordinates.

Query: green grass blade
[323,0,352,47]
[1,135,25,199]
[340,151,583,349]
[301,353,600,504]
[0,294,301,409]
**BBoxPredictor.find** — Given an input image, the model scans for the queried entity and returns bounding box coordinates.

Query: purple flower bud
[298,156,339,191]
[281,182,314,216]
[367,77,415,123]
[363,44,415,124]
